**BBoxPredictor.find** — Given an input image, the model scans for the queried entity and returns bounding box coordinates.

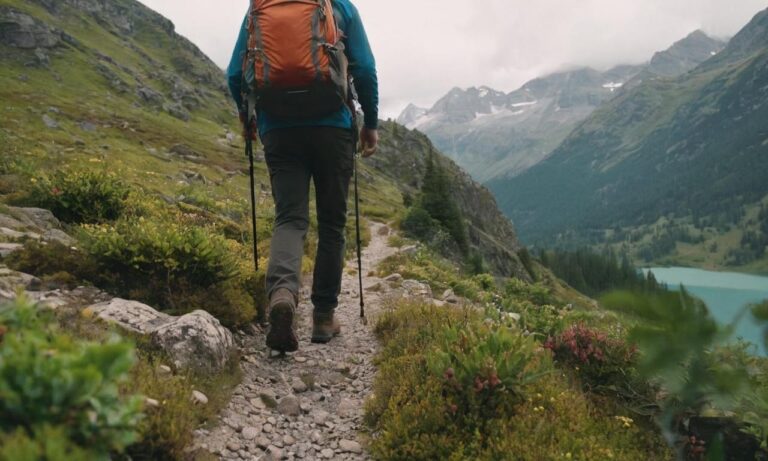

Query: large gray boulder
[0,8,60,49]
[149,310,236,374]
[0,243,24,258]
[0,266,40,299]
[0,207,75,246]
[86,298,236,374]
[88,298,173,334]
[401,279,433,299]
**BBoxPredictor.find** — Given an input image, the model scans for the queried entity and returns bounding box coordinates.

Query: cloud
[139,0,767,118]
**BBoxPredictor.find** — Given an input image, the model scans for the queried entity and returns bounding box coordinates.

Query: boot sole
[311,330,340,344]
[266,303,298,352]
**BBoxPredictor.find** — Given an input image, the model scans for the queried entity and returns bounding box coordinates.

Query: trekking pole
[245,112,259,272]
[346,85,365,321]
[354,150,365,320]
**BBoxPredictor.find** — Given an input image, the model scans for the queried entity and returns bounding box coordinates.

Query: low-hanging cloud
[139,0,767,118]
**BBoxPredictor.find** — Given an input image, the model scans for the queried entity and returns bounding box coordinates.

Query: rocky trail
[0,207,443,460]
[193,222,414,460]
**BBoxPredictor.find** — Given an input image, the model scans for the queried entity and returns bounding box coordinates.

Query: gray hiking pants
[261,126,354,313]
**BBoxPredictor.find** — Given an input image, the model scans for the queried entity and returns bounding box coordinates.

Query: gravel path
[194,222,400,460]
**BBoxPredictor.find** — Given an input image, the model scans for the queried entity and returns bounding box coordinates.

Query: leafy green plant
[601,290,749,457]
[4,241,100,288]
[0,296,143,460]
[517,303,566,339]
[28,169,130,224]
[427,323,550,427]
[80,217,256,324]
[0,425,94,461]
[81,218,238,289]
[505,278,552,305]
[738,301,768,450]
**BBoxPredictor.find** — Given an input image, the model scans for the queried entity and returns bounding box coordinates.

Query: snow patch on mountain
[602,82,624,92]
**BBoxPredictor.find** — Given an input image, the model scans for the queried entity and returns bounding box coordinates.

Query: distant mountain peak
[648,29,726,77]
[396,103,428,128]
[721,7,768,60]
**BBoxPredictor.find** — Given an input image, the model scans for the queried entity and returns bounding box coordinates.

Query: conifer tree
[420,152,469,255]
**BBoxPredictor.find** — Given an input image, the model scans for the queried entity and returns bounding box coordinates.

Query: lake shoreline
[641,266,768,356]
[646,261,768,277]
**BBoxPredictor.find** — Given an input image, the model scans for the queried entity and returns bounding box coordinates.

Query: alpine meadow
[1,1,768,461]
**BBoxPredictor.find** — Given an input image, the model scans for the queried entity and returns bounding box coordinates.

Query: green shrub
[505,278,553,305]
[492,377,672,461]
[426,323,550,431]
[401,206,438,242]
[377,248,460,294]
[28,170,130,224]
[7,220,258,327]
[0,425,94,461]
[0,296,143,460]
[177,184,217,211]
[81,218,238,288]
[544,323,639,391]
[472,273,495,290]
[80,218,257,325]
[740,302,768,449]
[5,241,100,288]
[517,303,566,340]
[367,301,672,460]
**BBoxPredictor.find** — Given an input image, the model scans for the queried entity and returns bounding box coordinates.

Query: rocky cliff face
[0,0,229,122]
[369,121,528,279]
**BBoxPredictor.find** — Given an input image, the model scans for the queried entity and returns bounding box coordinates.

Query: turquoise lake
[644,267,768,355]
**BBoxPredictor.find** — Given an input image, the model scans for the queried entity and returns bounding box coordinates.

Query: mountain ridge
[489,7,768,272]
[398,30,726,183]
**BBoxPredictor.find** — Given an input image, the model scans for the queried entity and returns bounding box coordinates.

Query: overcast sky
[139,0,767,119]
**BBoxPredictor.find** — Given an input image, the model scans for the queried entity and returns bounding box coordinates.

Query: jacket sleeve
[227,13,249,115]
[343,3,379,129]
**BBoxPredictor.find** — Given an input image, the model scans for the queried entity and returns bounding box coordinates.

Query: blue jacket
[226,0,379,135]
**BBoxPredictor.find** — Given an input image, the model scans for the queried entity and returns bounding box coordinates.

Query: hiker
[227,0,379,352]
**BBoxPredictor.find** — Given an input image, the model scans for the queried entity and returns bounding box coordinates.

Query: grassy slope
[0,0,403,255]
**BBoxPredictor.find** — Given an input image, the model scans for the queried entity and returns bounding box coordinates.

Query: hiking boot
[266,288,298,352]
[311,311,341,344]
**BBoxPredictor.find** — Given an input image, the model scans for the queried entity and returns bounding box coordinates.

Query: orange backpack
[243,0,349,118]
